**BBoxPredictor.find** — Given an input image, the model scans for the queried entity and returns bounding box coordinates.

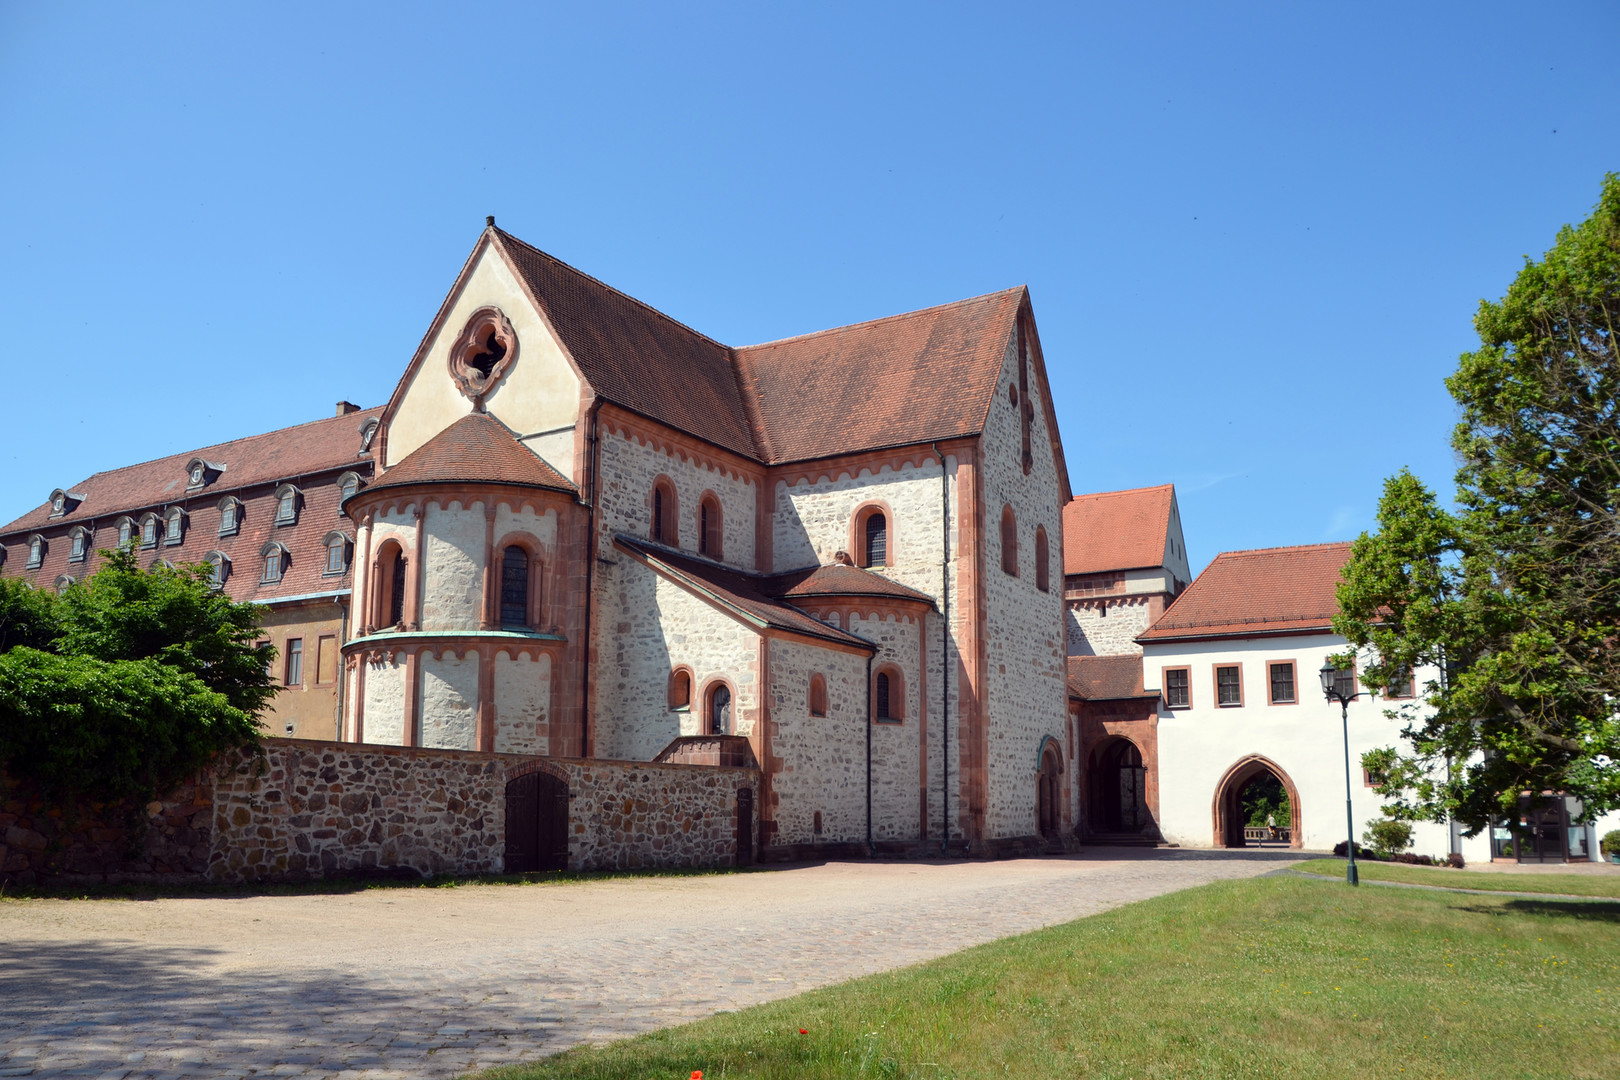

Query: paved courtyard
[0,849,1305,1079]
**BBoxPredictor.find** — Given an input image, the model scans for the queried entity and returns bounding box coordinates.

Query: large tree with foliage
[1335,174,1620,832]
[0,549,273,809]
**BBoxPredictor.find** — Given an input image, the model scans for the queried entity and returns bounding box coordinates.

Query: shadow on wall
[601,559,680,759]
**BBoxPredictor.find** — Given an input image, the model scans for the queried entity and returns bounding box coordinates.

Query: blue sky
[2,2,1616,574]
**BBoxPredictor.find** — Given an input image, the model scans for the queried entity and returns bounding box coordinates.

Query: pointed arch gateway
[1211,754,1303,849]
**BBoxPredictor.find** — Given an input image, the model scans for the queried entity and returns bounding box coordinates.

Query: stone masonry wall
[979,332,1071,840]
[765,638,869,846]
[595,426,758,571]
[2,740,759,886]
[1066,597,1154,657]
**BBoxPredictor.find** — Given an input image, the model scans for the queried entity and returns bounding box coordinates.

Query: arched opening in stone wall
[504,767,569,872]
[1087,736,1150,836]
[1212,755,1302,849]
[1037,741,1064,837]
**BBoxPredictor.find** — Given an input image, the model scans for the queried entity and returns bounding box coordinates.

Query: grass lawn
[474,874,1620,1080]
[1295,858,1620,898]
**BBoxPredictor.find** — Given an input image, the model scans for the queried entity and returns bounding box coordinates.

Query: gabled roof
[493,229,759,459]
[0,407,384,536]
[1067,655,1158,701]
[1063,484,1175,575]
[483,229,1041,469]
[1137,542,1352,643]
[733,289,1026,464]
[764,563,936,607]
[614,536,874,650]
[363,412,575,498]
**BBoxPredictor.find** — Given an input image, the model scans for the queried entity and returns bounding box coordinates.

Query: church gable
[383,230,584,481]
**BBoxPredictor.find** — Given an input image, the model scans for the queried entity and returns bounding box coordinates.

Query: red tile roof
[764,563,936,606]
[492,229,1028,467]
[1062,484,1174,575]
[0,407,383,536]
[494,230,758,459]
[1137,542,1352,642]
[364,412,575,497]
[614,536,874,650]
[734,289,1026,464]
[1067,655,1157,701]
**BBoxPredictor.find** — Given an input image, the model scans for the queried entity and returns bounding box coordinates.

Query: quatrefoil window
[447,307,518,401]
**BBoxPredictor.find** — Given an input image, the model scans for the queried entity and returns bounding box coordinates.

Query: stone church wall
[493,652,550,755]
[419,651,479,749]
[1066,596,1154,657]
[765,639,869,846]
[593,560,761,761]
[595,425,758,571]
[361,653,408,745]
[978,333,1071,841]
[420,499,486,630]
[2,740,759,886]
[847,612,925,842]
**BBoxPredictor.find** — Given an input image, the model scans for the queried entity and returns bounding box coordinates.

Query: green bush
[1363,815,1414,857]
[1602,830,1620,857]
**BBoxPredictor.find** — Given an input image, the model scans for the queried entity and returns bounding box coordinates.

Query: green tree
[1335,175,1620,832]
[0,550,272,808]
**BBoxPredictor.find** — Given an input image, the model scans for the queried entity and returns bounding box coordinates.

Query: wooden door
[505,770,570,873]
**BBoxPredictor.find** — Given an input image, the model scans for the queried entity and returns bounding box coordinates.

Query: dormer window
[185,458,224,491]
[115,517,135,548]
[68,526,91,563]
[359,417,380,455]
[26,534,44,568]
[337,471,363,503]
[53,574,76,594]
[273,484,302,526]
[47,488,84,518]
[139,514,159,548]
[217,496,242,537]
[261,541,289,582]
[203,551,230,590]
[164,507,187,545]
[322,531,352,576]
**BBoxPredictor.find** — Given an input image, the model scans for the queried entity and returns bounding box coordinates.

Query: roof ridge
[492,228,732,352]
[734,286,1025,353]
[1070,483,1175,501]
[1211,541,1354,559]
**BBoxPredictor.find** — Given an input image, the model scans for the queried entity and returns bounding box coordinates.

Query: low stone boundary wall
[2,739,758,886]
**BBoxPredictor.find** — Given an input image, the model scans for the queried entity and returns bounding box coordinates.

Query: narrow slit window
[876,671,892,720]
[389,554,407,626]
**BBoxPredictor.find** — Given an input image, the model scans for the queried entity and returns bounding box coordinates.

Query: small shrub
[1363,815,1414,857]
[1333,840,1378,859]
[1602,830,1620,858]
[1447,852,1466,869]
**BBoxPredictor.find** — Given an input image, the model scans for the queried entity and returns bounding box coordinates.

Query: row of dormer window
[17,473,366,570]
[41,532,354,594]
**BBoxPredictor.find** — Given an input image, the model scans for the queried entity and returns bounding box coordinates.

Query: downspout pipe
[580,399,604,758]
[932,443,950,856]
[865,651,875,857]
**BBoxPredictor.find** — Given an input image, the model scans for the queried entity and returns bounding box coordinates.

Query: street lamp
[1320,661,1360,886]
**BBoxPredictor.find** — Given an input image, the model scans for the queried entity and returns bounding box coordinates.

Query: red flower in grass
[691,1072,702,1079]
[799,1028,808,1035]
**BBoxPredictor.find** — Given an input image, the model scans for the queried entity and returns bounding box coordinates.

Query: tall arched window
[1035,525,1050,592]
[389,552,407,625]
[708,683,732,736]
[809,673,828,717]
[669,668,692,710]
[651,478,677,545]
[699,495,722,558]
[874,666,905,722]
[1001,505,1018,576]
[500,545,529,627]
[373,540,408,629]
[863,512,887,567]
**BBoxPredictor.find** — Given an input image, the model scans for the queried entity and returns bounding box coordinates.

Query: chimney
[336,401,361,417]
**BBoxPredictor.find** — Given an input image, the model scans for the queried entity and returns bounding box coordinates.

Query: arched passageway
[1036,743,1064,837]
[1087,737,1151,836]
[1212,755,1302,849]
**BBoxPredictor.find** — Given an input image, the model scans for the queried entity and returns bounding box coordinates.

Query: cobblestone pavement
[0,849,1306,1078]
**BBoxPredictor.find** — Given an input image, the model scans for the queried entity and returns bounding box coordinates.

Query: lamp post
[1320,661,1360,886]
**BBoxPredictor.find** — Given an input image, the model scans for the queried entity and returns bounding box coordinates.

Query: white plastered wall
[419,651,479,750]
[494,652,551,755]
[386,241,583,479]
[1145,632,1490,861]
[362,654,407,745]
[420,499,485,632]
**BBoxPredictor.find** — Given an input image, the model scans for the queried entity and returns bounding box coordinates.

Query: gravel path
[0,848,1305,1079]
